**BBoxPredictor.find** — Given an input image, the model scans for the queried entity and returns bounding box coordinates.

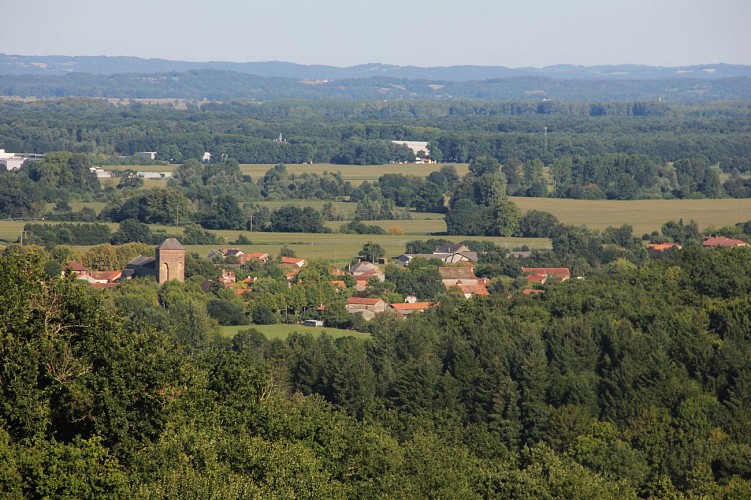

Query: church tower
[156,238,185,283]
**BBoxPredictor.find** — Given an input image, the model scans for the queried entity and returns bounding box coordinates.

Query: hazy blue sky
[3,0,749,67]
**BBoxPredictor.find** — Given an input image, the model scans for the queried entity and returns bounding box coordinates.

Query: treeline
[1,98,750,169]
[1,238,751,496]
[1,69,750,102]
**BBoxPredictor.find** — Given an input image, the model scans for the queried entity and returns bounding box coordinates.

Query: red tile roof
[91,282,118,289]
[281,257,306,266]
[456,284,490,296]
[648,243,682,251]
[90,270,122,282]
[347,297,384,306]
[66,261,89,272]
[523,289,544,295]
[390,302,433,311]
[522,267,571,279]
[702,236,749,248]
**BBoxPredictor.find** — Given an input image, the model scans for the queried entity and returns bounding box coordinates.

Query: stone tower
[156,238,185,283]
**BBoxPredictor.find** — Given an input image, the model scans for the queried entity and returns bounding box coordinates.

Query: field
[103,162,470,186]
[5,197,751,258]
[512,197,751,236]
[220,324,370,340]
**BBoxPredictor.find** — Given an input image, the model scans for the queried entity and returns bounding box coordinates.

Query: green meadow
[220,324,370,340]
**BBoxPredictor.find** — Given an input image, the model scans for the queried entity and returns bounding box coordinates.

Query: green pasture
[512,197,751,236]
[220,324,370,340]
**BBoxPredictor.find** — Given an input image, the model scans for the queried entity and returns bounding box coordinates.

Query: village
[57,228,751,333]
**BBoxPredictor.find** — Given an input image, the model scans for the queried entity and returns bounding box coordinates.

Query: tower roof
[156,238,184,250]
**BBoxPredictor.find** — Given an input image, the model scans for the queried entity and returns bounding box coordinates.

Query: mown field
[512,197,751,236]
[220,324,370,340]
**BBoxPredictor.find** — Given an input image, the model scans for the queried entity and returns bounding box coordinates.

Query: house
[138,151,157,160]
[396,245,478,267]
[455,284,490,298]
[89,167,114,178]
[350,261,380,275]
[64,261,91,279]
[303,320,324,327]
[221,248,246,260]
[702,236,749,248]
[244,252,270,264]
[522,267,571,285]
[390,140,434,163]
[280,256,306,269]
[220,269,236,285]
[438,266,479,288]
[647,243,682,251]
[219,249,270,264]
[349,262,385,290]
[346,297,388,321]
[201,152,212,163]
[124,238,185,284]
[435,243,470,254]
[66,263,121,287]
[0,149,27,171]
[389,302,433,315]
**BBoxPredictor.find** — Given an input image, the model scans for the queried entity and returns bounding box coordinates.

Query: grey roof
[435,243,469,254]
[127,255,156,267]
[156,238,184,250]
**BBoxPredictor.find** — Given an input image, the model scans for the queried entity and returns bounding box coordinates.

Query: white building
[0,149,26,171]
[391,141,434,163]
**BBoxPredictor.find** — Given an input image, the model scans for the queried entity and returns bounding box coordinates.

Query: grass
[220,324,370,340]
[511,197,751,236]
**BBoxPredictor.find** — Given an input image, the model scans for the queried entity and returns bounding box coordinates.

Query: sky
[2,0,750,67]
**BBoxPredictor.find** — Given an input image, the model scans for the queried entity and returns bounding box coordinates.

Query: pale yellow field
[512,197,751,236]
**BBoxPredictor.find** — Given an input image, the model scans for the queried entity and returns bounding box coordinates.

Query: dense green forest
[1,98,750,170]
[2,238,751,497]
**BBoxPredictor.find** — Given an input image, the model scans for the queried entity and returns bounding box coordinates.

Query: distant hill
[1,70,750,103]
[2,53,751,81]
